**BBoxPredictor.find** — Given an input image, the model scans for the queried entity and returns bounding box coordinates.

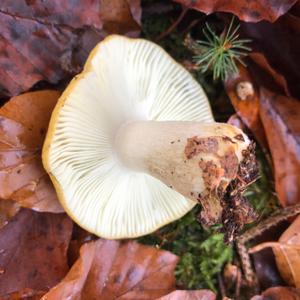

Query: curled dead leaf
[0,0,141,98]
[0,90,63,212]
[174,0,297,22]
[43,239,178,300]
[156,290,216,300]
[250,215,300,288]
[0,209,73,297]
[225,51,292,149]
[259,88,300,206]
[224,63,267,148]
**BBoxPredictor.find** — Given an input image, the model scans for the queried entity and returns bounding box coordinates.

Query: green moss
[139,209,233,291]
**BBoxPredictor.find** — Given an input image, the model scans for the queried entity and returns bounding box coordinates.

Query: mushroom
[43,35,258,241]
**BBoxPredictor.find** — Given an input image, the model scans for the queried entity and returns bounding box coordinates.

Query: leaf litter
[1,0,300,299]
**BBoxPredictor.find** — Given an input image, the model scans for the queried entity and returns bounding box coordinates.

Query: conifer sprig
[194,18,251,80]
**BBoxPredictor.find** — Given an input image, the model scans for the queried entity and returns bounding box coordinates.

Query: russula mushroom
[43,35,258,241]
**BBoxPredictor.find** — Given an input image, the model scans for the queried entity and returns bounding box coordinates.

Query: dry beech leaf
[250,215,300,288]
[224,52,291,148]
[174,0,297,22]
[0,199,20,229]
[0,90,63,212]
[259,88,300,206]
[251,286,300,300]
[0,0,141,98]
[43,239,178,300]
[156,290,216,300]
[224,63,267,147]
[100,0,141,33]
[1,288,47,300]
[0,209,73,297]
[250,221,289,290]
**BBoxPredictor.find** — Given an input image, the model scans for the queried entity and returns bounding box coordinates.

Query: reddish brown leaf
[0,90,63,212]
[174,0,297,22]
[156,290,216,300]
[225,51,293,148]
[1,288,46,300]
[100,0,141,33]
[224,64,267,147]
[250,215,300,288]
[0,199,20,229]
[43,239,179,300]
[251,287,300,300]
[0,0,141,98]
[259,88,300,206]
[250,221,289,290]
[0,209,73,296]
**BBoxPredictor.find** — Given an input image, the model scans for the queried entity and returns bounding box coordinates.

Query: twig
[182,16,206,36]
[235,267,242,300]
[236,203,300,287]
[236,239,257,288]
[156,6,188,41]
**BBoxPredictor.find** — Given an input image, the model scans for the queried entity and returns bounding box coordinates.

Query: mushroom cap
[42,35,214,238]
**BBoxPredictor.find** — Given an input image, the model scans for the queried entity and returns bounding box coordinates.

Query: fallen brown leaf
[0,209,73,297]
[225,51,292,148]
[250,215,300,288]
[43,239,178,300]
[0,90,63,212]
[259,88,300,206]
[174,0,297,22]
[249,221,289,290]
[0,199,20,229]
[100,0,141,33]
[156,290,216,300]
[1,288,46,300]
[251,286,300,300]
[0,0,141,98]
[224,63,267,147]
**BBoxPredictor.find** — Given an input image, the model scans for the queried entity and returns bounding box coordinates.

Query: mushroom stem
[115,121,253,227]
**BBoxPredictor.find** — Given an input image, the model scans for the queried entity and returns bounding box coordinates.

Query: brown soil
[219,142,259,243]
[185,136,219,159]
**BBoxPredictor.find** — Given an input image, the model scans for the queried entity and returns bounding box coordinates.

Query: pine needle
[194,18,251,80]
